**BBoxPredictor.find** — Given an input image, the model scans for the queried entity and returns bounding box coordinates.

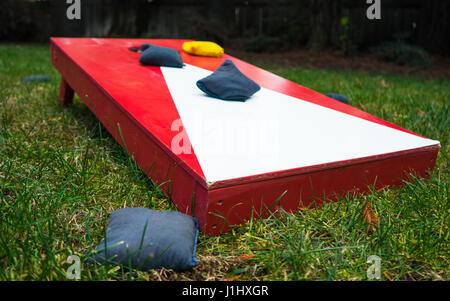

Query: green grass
[0,44,448,281]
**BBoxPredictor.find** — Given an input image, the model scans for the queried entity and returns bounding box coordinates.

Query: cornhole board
[51,38,440,236]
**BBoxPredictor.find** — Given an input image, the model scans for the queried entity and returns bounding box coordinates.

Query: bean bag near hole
[89,208,199,271]
[139,44,184,68]
[134,43,152,53]
[182,41,224,58]
[140,43,152,52]
[196,59,261,101]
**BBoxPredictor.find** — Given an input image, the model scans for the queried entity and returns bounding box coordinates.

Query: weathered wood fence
[0,0,448,55]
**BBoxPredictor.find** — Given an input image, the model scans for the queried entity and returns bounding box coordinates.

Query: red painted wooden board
[51,38,440,235]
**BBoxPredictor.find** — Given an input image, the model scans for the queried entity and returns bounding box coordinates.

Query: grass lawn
[0,44,448,281]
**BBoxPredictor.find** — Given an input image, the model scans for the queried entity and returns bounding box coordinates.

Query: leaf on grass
[380,79,390,88]
[363,201,379,232]
[224,275,241,281]
[233,254,256,262]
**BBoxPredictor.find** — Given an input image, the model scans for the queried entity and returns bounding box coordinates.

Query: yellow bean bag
[182,41,224,58]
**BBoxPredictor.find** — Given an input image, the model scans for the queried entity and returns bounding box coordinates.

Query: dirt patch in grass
[147,255,236,281]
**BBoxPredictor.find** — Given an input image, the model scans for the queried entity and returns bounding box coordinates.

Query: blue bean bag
[196,59,261,101]
[22,75,50,83]
[89,208,199,271]
[140,43,152,52]
[139,44,183,68]
[325,93,350,104]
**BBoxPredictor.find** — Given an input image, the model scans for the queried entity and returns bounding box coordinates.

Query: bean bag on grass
[89,208,198,271]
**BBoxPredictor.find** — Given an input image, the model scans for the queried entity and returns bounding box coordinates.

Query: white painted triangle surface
[161,64,439,183]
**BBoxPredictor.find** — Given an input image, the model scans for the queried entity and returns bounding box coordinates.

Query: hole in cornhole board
[128,46,141,53]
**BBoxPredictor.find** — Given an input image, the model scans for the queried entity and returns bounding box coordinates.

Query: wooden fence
[0,0,448,55]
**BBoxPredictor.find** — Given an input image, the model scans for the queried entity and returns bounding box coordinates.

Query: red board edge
[202,144,439,235]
